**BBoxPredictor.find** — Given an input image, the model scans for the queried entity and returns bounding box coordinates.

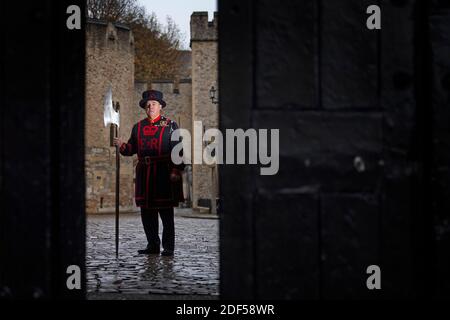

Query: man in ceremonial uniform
[114,90,184,256]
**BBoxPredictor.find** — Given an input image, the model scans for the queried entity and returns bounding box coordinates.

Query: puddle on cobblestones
[86,214,219,297]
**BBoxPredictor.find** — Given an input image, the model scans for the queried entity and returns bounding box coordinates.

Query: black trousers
[140,207,175,251]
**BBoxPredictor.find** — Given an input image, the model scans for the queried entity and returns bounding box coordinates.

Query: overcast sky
[138,0,217,50]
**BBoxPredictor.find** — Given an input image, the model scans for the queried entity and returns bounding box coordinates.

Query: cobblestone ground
[86,213,219,299]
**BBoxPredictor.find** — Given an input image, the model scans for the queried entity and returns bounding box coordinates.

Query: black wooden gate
[219,0,450,299]
[1,0,85,299]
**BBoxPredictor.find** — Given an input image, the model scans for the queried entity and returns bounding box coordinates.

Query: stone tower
[190,12,219,210]
[85,19,138,213]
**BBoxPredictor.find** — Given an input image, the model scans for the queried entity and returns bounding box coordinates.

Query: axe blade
[103,86,120,127]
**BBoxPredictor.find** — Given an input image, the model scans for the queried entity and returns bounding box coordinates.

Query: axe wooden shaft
[114,124,120,258]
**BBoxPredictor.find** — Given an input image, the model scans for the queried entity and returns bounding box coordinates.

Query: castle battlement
[86,18,134,53]
[151,78,192,95]
[190,11,218,44]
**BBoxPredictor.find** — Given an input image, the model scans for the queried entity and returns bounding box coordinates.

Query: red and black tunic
[119,115,185,209]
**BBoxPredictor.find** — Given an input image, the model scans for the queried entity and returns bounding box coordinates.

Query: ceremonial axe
[103,86,120,257]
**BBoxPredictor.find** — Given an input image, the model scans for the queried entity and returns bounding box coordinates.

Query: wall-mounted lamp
[209,86,219,104]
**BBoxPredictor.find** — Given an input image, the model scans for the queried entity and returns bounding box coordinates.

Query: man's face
[145,100,161,118]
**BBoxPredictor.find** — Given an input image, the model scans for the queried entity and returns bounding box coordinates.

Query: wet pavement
[86,213,219,299]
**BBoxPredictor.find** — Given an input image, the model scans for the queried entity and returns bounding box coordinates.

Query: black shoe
[138,248,160,254]
[161,250,174,256]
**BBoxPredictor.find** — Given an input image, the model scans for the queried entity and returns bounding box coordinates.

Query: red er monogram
[143,125,158,136]
[146,138,159,150]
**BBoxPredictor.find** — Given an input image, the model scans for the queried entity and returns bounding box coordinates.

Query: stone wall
[85,19,137,214]
[190,12,219,208]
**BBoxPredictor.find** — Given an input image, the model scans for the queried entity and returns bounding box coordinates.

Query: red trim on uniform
[149,114,161,124]
[158,125,166,156]
[146,163,150,208]
[153,161,157,199]
[135,163,141,200]
[137,121,142,156]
